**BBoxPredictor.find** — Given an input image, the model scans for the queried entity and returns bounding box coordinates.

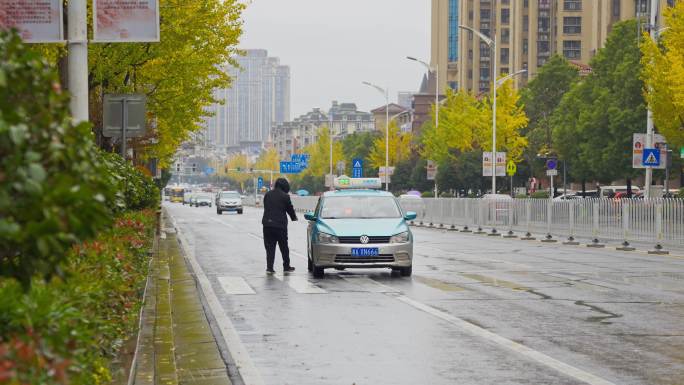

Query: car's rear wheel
[400,266,412,277]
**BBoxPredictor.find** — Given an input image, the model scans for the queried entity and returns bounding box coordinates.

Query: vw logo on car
[360,235,369,244]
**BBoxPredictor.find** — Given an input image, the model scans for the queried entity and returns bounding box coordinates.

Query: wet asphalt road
[164,202,684,385]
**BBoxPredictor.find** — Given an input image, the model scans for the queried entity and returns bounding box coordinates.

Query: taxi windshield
[320,196,401,219]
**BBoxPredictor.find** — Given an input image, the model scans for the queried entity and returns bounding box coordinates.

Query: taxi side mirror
[404,211,417,221]
[304,212,317,221]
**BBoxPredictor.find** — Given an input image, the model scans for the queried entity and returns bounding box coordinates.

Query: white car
[216,191,243,215]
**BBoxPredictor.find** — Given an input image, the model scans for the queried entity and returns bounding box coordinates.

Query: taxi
[304,176,417,278]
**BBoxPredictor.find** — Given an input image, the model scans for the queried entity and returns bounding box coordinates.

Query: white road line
[274,274,327,294]
[341,276,400,293]
[218,276,256,295]
[170,213,264,385]
[394,295,616,385]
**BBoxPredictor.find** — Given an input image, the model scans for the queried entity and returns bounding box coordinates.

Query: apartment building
[431,0,676,94]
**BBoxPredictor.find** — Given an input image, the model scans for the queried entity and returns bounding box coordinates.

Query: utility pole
[644,0,659,198]
[67,0,88,123]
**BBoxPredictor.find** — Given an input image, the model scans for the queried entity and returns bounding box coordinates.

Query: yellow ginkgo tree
[481,79,529,163]
[300,126,344,177]
[369,121,413,169]
[641,1,684,149]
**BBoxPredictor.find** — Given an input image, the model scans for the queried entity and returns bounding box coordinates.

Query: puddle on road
[414,276,467,292]
[460,273,553,299]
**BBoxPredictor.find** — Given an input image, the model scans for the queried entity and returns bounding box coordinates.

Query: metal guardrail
[289,196,684,251]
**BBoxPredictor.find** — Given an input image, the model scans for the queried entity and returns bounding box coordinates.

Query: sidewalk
[131,213,233,385]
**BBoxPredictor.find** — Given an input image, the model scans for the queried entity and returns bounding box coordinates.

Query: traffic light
[192,163,197,173]
[176,163,181,172]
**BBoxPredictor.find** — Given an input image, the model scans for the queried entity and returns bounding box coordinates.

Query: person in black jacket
[261,178,297,274]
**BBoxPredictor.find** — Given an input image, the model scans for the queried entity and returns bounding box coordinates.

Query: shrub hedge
[0,29,161,384]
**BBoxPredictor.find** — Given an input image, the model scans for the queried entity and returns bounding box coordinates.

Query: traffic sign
[352,158,363,178]
[257,176,263,190]
[378,166,395,176]
[680,147,684,159]
[291,154,310,168]
[546,169,558,176]
[482,152,506,176]
[204,167,215,175]
[426,160,437,181]
[642,148,660,167]
[546,159,557,170]
[633,133,667,169]
[280,161,303,174]
[506,161,516,176]
[337,160,346,174]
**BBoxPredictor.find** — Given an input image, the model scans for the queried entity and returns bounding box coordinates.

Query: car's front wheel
[216,209,222,215]
[238,209,243,214]
[400,266,412,277]
[307,246,313,272]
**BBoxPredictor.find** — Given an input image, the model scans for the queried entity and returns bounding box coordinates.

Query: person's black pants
[263,226,291,270]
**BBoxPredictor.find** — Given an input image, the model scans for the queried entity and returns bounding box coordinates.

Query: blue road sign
[352,158,363,178]
[291,154,310,168]
[546,159,557,170]
[257,176,264,190]
[280,161,303,174]
[204,167,215,175]
[642,148,660,167]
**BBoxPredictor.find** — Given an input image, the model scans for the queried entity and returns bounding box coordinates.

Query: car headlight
[389,231,410,244]
[317,232,339,244]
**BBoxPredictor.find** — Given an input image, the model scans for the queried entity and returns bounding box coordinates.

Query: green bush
[678,188,684,199]
[531,191,551,198]
[421,191,434,198]
[0,30,114,288]
[0,210,155,385]
[100,152,159,212]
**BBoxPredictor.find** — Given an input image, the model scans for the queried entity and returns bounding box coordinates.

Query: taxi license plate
[351,248,379,257]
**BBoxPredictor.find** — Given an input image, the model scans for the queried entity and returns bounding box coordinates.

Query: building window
[523,15,529,32]
[636,0,648,14]
[501,28,510,43]
[523,39,529,54]
[468,49,473,59]
[468,69,473,79]
[480,9,491,20]
[448,0,459,62]
[501,67,509,75]
[612,0,620,17]
[538,41,550,53]
[502,0,510,4]
[524,0,529,8]
[563,17,582,34]
[449,81,458,90]
[469,10,473,20]
[500,48,509,64]
[480,67,490,80]
[563,40,581,59]
[501,8,510,24]
[564,0,582,11]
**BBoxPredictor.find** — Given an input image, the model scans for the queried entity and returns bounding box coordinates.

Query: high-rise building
[205,50,290,153]
[431,0,676,94]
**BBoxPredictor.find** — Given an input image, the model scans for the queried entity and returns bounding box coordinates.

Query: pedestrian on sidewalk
[261,178,297,274]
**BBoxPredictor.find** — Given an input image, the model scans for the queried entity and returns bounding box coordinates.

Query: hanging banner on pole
[0,0,64,43]
[93,0,160,42]
[483,152,506,176]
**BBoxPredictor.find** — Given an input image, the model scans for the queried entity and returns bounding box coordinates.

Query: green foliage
[519,55,579,169]
[0,31,114,288]
[101,152,160,212]
[553,20,646,183]
[531,191,551,198]
[341,131,380,176]
[0,210,155,384]
[678,188,684,199]
[389,159,414,192]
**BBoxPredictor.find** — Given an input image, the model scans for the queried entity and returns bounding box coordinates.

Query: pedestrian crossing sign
[642,148,660,167]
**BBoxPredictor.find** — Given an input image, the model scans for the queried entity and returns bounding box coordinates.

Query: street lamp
[362,81,390,191]
[459,25,499,195]
[407,56,440,197]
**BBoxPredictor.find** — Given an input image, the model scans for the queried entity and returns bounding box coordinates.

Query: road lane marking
[274,274,327,294]
[170,213,265,385]
[340,276,400,293]
[218,276,256,295]
[394,295,617,385]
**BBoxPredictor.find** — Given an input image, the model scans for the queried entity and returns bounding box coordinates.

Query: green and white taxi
[304,177,417,278]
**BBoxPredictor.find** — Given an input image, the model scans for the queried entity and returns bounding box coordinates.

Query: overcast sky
[239,0,431,117]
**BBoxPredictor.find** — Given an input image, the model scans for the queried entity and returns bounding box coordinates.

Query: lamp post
[329,108,334,190]
[407,56,439,197]
[362,81,390,191]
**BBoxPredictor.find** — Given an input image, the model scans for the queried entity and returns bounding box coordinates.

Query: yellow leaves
[641,1,684,148]
[300,126,343,176]
[421,85,528,164]
[254,148,280,174]
[223,153,251,184]
[368,121,413,169]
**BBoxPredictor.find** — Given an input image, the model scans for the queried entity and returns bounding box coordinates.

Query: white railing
[288,196,684,250]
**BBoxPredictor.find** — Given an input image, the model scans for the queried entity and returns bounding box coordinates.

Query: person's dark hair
[274,178,290,193]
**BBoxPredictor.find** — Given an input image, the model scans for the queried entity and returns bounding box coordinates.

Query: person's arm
[285,194,297,221]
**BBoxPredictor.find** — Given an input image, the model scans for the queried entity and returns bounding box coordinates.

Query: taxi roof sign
[333,175,382,189]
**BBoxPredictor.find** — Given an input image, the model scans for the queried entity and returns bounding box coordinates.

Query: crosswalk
[216,274,404,296]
